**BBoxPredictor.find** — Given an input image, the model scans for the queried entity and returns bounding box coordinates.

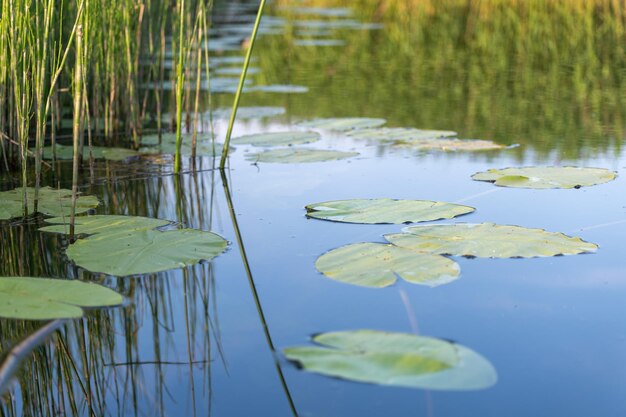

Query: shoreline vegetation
[264,0,626,159]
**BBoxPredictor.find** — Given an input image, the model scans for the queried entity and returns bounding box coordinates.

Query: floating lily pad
[214,66,261,76]
[385,223,597,258]
[348,127,458,141]
[284,330,497,390]
[250,84,309,94]
[299,117,386,131]
[471,166,617,189]
[316,243,460,288]
[246,148,358,163]
[41,215,228,276]
[0,277,123,319]
[233,131,320,147]
[306,199,475,224]
[139,133,226,156]
[212,106,286,120]
[0,187,99,220]
[294,39,346,47]
[66,228,228,276]
[40,215,170,236]
[40,144,139,161]
[394,138,505,152]
[294,19,383,30]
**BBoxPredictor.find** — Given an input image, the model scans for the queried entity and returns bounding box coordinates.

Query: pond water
[2,1,626,416]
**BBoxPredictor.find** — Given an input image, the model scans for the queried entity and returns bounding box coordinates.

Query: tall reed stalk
[219,0,267,169]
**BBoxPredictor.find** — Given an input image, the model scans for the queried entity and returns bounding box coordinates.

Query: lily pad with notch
[284,330,497,390]
[298,117,386,131]
[246,148,358,163]
[305,198,475,224]
[0,187,99,221]
[40,144,140,161]
[233,131,320,147]
[385,223,598,258]
[315,242,460,288]
[41,215,228,276]
[0,277,123,320]
[471,166,617,189]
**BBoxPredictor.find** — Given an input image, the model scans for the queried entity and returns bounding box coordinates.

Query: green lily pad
[0,187,99,220]
[284,330,497,390]
[211,106,286,120]
[393,138,505,152]
[214,66,261,76]
[40,215,170,236]
[40,144,139,161]
[283,6,353,17]
[250,84,309,93]
[66,228,228,276]
[298,117,386,131]
[471,166,617,189]
[0,277,123,320]
[233,131,320,147]
[139,133,227,156]
[41,215,228,276]
[316,242,460,288]
[385,223,598,258]
[348,127,458,141]
[246,148,358,163]
[306,199,475,224]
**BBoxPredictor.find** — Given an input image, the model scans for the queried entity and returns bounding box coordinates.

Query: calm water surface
[2,1,626,416]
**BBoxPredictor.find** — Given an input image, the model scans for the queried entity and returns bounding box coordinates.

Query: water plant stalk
[219,0,267,170]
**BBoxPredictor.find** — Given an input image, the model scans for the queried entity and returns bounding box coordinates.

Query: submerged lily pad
[42,215,228,276]
[306,199,475,224]
[40,144,140,161]
[348,127,458,141]
[471,166,617,189]
[0,277,123,319]
[299,117,386,131]
[385,223,597,258]
[316,243,460,288]
[233,131,320,147]
[249,84,309,94]
[246,149,358,163]
[284,330,497,390]
[0,187,99,220]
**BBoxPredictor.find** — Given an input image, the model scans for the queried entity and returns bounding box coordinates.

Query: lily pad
[249,84,309,94]
[211,106,286,120]
[246,148,358,163]
[233,131,320,147]
[40,215,170,236]
[283,6,353,17]
[306,199,475,224]
[0,187,99,220]
[0,277,123,320]
[348,127,458,141]
[385,223,598,258]
[394,138,505,152]
[139,133,227,156]
[40,144,139,161]
[298,117,386,131]
[284,330,497,390]
[316,242,460,288]
[41,215,228,276]
[471,166,617,189]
